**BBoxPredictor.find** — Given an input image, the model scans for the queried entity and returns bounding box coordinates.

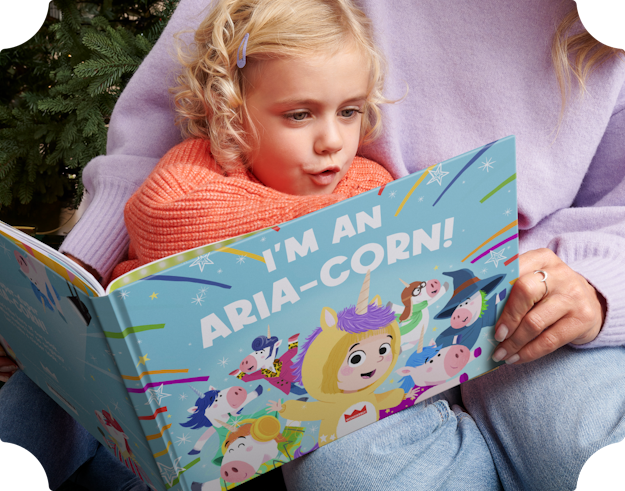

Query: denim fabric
[282,398,502,491]
[0,371,148,491]
[2,346,623,490]
[462,345,625,491]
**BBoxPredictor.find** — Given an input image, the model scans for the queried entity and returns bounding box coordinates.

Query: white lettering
[413,223,441,255]
[320,256,350,287]
[285,229,318,263]
[332,215,356,244]
[224,300,257,332]
[351,243,385,274]
[201,313,232,348]
[386,233,410,264]
[271,278,300,313]
[356,206,381,234]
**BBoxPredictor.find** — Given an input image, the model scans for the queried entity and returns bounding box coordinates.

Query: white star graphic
[389,190,397,198]
[191,294,205,306]
[236,256,246,264]
[179,392,188,401]
[261,236,266,242]
[481,268,488,274]
[146,384,171,405]
[198,287,209,295]
[117,290,130,299]
[485,249,507,268]
[418,196,424,202]
[176,433,191,446]
[158,457,185,486]
[189,253,213,272]
[218,357,229,367]
[217,269,223,274]
[479,157,495,172]
[427,163,449,186]
[503,208,512,216]
[112,401,120,411]
[319,434,327,443]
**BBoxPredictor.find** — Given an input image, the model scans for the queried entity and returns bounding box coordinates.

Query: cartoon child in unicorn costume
[434,268,506,350]
[268,271,417,445]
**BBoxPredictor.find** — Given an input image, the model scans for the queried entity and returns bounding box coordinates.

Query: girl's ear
[320,307,337,330]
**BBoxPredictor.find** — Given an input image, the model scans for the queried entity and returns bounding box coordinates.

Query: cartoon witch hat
[434,268,505,319]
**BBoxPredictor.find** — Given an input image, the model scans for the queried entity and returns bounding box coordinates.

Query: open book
[0,136,518,490]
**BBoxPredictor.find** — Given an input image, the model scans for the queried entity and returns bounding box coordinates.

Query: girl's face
[336,332,394,392]
[244,46,370,196]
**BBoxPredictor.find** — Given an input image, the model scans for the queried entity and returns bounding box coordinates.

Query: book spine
[93,295,180,491]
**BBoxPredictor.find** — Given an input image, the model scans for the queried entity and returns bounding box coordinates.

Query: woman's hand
[0,346,18,383]
[63,253,101,283]
[492,248,606,365]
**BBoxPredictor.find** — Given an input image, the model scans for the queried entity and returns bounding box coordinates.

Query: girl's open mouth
[309,169,338,186]
[361,369,376,379]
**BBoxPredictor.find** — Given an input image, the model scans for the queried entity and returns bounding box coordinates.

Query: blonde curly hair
[172,0,389,170]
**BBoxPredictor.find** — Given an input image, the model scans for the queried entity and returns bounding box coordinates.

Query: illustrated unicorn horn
[214,419,237,432]
[399,278,410,287]
[356,270,371,315]
[416,325,426,354]
[188,384,204,399]
[267,325,271,338]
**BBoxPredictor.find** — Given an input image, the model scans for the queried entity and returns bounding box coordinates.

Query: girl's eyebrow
[348,342,360,352]
[272,95,368,107]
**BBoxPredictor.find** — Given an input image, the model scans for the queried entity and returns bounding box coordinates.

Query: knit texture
[111,138,392,280]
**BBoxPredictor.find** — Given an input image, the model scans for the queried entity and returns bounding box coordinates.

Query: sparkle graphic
[117,290,130,300]
[218,357,229,367]
[504,208,512,216]
[479,157,495,172]
[179,392,188,401]
[176,433,191,446]
[481,268,488,274]
[261,237,266,242]
[0,241,11,257]
[112,401,120,411]
[485,249,507,268]
[427,163,449,186]
[90,354,97,362]
[217,269,223,274]
[158,457,185,486]
[236,256,246,264]
[189,253,213,272]
[389,190,397,198]
[191,294,205,306]
[136,354,150,367]
[418,196,424,202]
[146,384,171,405]
[230,415,244,429]
[198,287,209,295]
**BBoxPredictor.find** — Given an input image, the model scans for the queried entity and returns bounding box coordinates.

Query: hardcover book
[0,136,519,490]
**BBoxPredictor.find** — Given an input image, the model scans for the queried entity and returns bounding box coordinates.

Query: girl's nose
[314,120,343,155]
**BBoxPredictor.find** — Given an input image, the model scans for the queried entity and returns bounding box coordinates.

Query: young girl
[111,0,394,279]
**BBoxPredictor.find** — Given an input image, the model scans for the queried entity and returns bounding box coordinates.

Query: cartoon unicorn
[268,271,416,445]
[434,269,506,350]
[229,326,306,396]
[95,409,152,485]
[391,277,449,352]
[190,415,304,490]
[181,383,263,456]
[381,327,483,419]
[14,250,64,321]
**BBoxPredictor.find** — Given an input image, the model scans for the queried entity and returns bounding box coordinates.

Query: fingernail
[0,375,8,383]
[494,324,508,342]
[505,354,520,365]
[0,366,17,373]
[492,348,507,362]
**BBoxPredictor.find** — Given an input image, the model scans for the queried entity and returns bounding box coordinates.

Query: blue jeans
[1,346,623,490]
[283,345,625,491]
[0,370,148,491]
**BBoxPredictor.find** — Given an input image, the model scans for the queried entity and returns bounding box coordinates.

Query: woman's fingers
[0,356,18,382]
[492,248,605,364]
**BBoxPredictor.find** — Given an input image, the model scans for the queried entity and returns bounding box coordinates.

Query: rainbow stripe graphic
[462,220,518,262]
[480,173,517,203]
[127,375,210,393]
[103,324,165,339]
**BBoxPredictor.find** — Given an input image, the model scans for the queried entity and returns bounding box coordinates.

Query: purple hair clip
[237,33,249,68]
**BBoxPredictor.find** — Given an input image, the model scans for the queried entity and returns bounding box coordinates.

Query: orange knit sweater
[111,138,393,280]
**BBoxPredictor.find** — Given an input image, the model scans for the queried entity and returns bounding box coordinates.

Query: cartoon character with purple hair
[268,271,417,445]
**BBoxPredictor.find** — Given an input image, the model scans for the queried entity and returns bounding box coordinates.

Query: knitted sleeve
[59,0,209,282]
[117,139,392,271]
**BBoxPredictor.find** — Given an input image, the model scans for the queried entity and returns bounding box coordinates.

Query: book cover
[0,136,519,490]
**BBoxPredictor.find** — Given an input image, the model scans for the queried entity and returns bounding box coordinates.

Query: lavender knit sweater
[60,0,625,348]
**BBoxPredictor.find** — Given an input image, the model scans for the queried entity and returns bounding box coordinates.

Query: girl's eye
[286,112,308,121]
[379,343,391,356]
[348,350,366,367]
[340,109,356,118]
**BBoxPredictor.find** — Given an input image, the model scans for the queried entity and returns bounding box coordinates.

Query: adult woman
[2,0,624,489]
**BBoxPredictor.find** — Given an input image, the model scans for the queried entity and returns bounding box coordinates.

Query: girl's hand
[267,399,283,412]
[492,248,606,365]
[0,346,18,383]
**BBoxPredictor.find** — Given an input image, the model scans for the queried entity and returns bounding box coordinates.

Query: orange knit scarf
[111,139,393,280]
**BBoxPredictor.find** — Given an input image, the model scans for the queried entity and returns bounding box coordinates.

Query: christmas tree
[0,0,179,228]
